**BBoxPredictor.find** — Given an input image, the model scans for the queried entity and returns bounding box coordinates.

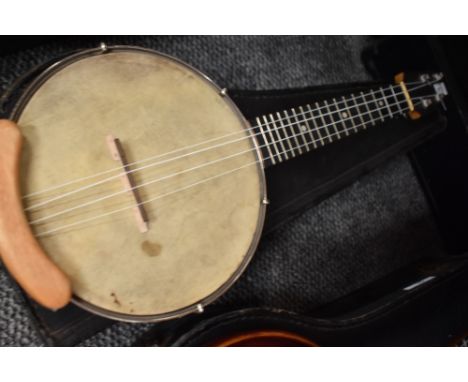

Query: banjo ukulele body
[9,46,267,321]
[1,44,447,322]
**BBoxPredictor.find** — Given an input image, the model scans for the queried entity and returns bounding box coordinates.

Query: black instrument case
[2,36,467,346]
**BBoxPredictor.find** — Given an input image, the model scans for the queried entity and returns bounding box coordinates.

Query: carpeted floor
[0,36,441,346]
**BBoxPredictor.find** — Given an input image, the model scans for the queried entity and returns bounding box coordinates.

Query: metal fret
[360,91,375,126]
[333,97,349,136]
[282,110,304,155]
[370,89,385,122]
[255,117,276,165]
[273,112,296,158]
[290,107,311,152]
[298,106,317,149]
[323,100,341,139]
[389,85,404,114]
[316,101,333,143]
[379,87,393,117]
[252,79,421,169]
[351,93,366,128]
[278,111,301,155]
[306,104,325,146]
[268,113,289,160]
[262,115,283,162]
[340,96,357,133]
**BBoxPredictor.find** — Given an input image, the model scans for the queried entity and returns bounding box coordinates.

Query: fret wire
[273,112,296,158]
[268,113,289,160]
[296,107,313,151]
[298,105,317,149]
[380,86,393,117]
[340,96,356,134]
[291,107,311,152]
[278,111,302,155]
[255,117,276,165]
[262,115,283,163]
[316,101,333,143]
[389,85,404,114]
[256,95,419,166]
[255,82,420,136]
[270,99,414,163]
[292,95,422,146]
[350,93,366,127]
[332,97,349,137]
[282,110,305,154]
[323,100,341,139]
[370,89,385,122]
[306,104,325,146]
[252,82,426,134]
[360,91,375,126]
[255,86,426,165]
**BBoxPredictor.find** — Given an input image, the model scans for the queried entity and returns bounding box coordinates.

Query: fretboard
[251,84,409,167]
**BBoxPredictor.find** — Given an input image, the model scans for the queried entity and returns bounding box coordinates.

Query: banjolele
[0,45,448,322]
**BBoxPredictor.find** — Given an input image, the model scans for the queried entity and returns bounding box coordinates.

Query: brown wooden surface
[0,119,71,310]
[212,330,318,347]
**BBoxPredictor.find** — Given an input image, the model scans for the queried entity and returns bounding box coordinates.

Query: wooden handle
[0,119,71,310]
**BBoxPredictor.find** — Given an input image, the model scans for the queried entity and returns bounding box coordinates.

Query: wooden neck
[251,84,409,168]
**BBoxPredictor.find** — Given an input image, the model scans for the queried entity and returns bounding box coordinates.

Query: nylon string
[24,79,438,213]
[34,97,424,237]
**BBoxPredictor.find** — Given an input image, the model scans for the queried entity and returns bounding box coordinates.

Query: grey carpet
[0,36,441,346]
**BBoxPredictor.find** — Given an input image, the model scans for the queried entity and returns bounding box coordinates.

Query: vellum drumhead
[15,48,265,320]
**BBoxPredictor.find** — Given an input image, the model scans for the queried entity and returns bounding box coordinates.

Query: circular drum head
[13,46,266,322]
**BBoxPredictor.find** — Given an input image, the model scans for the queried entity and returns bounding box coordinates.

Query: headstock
[394,72,448,120]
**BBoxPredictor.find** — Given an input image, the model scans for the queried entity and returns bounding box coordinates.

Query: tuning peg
[419,74,431,82]
[421,99,433,108]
